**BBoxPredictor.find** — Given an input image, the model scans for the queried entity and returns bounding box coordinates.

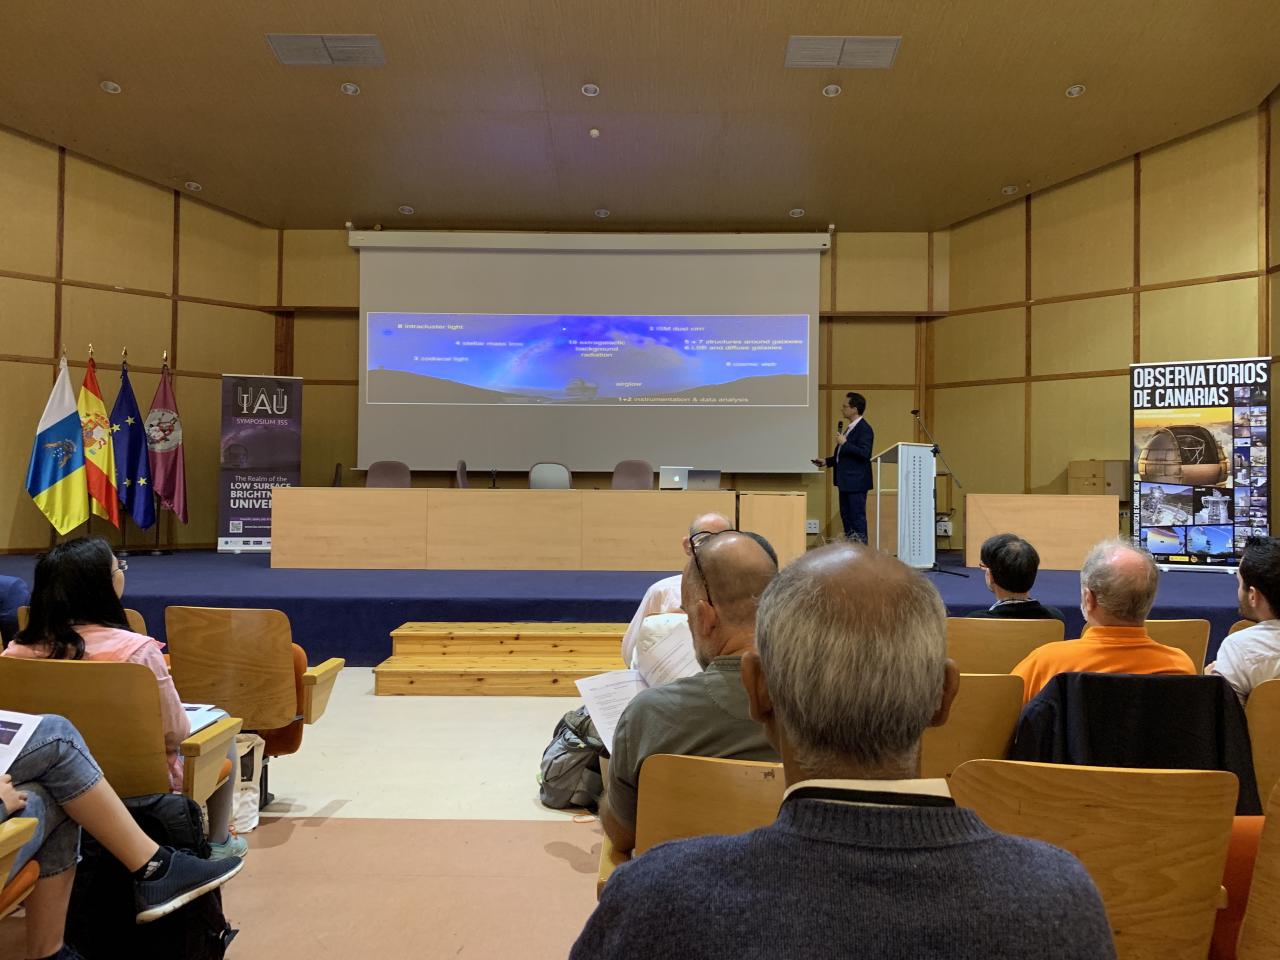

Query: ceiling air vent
[784,35,901,69]
[266,34,386,67]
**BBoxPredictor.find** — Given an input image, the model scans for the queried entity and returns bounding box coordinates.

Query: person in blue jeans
[2,714,242,960]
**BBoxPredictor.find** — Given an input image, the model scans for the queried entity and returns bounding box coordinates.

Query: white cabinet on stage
[871,442,937,570]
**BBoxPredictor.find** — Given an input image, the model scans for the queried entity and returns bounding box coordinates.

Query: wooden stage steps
[373,622,628,696]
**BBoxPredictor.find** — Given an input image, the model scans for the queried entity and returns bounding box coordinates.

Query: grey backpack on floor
[539,705,605,810]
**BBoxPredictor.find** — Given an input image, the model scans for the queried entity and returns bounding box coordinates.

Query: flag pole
[150,348,173,556]
[84,343,93,540]
[117,347,133,557]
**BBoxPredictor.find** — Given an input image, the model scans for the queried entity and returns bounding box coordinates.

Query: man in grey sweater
[572,542,1116,960]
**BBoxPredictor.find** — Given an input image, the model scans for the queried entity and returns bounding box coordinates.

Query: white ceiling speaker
[100,80,122,94]
[789,208,805,218]
[1065,83,1086,98]
[581,83,601,97]
[398,205,414,215]
[594,208,610,218]
[1001,185,1019,196]
[822,84,842,98]
[340,82,361,96]
[184,181,203,192]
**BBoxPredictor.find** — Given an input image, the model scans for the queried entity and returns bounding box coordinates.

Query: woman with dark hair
[5,538,244,860]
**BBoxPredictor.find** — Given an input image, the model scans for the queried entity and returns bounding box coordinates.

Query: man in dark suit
[811,392,874,542]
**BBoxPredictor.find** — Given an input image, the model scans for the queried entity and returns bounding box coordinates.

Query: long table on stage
[271,487,806,570]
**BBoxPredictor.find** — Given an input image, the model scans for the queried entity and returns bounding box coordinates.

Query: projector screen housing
[351,231,826,473]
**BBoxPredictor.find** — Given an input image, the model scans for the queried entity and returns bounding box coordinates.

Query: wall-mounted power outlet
[936,519,953,537]
[805,519,820,534]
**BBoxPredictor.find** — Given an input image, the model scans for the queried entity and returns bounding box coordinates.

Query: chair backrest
[951,760,1237,960]
[945,618,1064,674]
[1230,619,1257,636]
[529,462,572,490]
[0,658,171,798]
[16,605,147,638]
[455,459,469,488]
[920,673,1023,778]
[634,755,784,855]
[1238,784,1280,960]
[1145,618,1210,669]
[611,459,654,490]
[366,459,411,488]
[165,606,299,730]
[1247,679,1280,804]
[331,462,344,487]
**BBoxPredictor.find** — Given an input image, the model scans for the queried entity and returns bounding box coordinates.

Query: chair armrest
[302,658,344,724]
[597,832,630,900]
[179,716,243,806]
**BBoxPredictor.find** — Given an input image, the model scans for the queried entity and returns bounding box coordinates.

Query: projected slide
[367,312,809,406]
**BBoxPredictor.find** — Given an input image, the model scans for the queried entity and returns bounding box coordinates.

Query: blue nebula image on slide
[1186,525,1234,558]
[366,312,809,405]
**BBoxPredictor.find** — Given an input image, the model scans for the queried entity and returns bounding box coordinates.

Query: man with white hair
[574,543,1115,960]
[619,511,733,667]
[1012,537,1196,704]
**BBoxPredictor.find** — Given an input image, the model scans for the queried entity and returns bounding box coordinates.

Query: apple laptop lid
[658,466,690,490]
[687,469,722,491]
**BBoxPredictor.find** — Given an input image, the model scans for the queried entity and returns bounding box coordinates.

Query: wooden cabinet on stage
[1067,460,1128,497]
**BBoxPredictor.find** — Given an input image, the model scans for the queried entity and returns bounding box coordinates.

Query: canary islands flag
[78,357,120,526]
[27,358,89,534]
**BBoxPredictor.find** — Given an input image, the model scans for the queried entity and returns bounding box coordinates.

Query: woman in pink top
[6,537,244,859]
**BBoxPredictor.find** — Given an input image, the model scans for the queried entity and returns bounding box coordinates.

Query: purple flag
[145,363,188,523]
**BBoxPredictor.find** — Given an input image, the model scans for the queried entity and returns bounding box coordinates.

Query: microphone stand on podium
[869,411,966,578]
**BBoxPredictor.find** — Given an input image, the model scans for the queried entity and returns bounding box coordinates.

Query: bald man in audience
[600,530,780,855]
[619,511,733,667]
[1012,538,1196,704]
[574,543,1115,960]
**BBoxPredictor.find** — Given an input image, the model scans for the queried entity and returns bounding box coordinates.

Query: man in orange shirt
[1012,538,1196,703]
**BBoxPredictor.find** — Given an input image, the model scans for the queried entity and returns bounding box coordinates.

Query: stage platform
[0,550,1244,668]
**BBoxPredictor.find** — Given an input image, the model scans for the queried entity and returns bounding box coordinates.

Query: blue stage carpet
[0,551,1243,667]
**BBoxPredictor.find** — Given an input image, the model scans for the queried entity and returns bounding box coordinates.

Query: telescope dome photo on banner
[1130,357,1269,567]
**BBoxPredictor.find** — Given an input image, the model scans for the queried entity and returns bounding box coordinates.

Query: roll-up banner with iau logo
[1130,357,1269,568]
[218,375,303,552]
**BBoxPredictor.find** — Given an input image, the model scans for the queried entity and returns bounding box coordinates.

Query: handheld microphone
[837,420,844,434]
[910,409,921,415]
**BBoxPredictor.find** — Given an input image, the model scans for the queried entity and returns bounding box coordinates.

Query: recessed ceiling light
[100,80,122,94]
[581,83,601,97]
[398,205,415,215]
[594,208,610,219]
[822,84,842,98]
[1001,185,1019,196]
[1065,83,1086,98]
[184,181,202,193]
[588,127,601,139]
[789,208,806,218]
[340,82,361,96]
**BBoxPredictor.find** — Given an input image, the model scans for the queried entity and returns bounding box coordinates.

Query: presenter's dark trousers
[839,489,868,544]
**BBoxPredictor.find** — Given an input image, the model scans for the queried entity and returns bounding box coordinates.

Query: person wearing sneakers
[4,537,245,860]
[2,713,241,960]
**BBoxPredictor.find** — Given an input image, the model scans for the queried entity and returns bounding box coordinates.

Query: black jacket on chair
[824,418,874,492]
[1009,672,1261,814]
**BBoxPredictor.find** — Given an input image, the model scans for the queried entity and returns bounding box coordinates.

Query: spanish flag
[78,357,120,526]
[27,358,89,534]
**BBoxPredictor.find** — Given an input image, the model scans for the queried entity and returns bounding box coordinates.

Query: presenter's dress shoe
[134,850,243,923]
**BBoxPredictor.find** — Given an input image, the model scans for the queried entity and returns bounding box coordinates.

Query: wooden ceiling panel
[0,0,1276,230]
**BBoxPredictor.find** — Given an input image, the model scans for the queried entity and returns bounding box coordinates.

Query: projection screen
[351,231,827,473]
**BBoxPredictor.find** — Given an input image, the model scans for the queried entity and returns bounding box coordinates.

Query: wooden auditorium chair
[0,818,39,920]
[1246,679,1280,804]
[944,618,1064,674]
[1145,618,1211,669]
[17,604,149,637]
[1229,620,1257,636]
[951,759,1237,960]
[1236,784,1280,960]
[919,673,1022,778]
[164,606,344,798]
[597,755,784,898]
[0,658,241,814]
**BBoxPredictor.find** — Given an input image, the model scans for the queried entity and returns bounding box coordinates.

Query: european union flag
[111,362,156,529]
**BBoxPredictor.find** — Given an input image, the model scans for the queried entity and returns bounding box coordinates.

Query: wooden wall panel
[833,232,929,312]
[0,276,54,357]
[1271,93,1279,269]
[170,376,221,545]
[829,319,916,385]
[0,129,58,277]
[1139,277,1259,363]
[1140,112,1259,285]
[176,302,275,375]
[281,229,359,306]
[178,200,276,305]
[1030,295,1132,376]
[0,361,60,549]
[1028,376,1130,493]
[1031,161,1133,299]
[948,204,1025,311]
[61,287,170,360]
[931,308,1024,383]
[819,249,833,313]
[931,229,951,313]
[301,385,357,488]
[62,157,172,292]
[931,383,1026,539]
[294,313,359,380]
